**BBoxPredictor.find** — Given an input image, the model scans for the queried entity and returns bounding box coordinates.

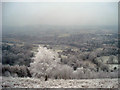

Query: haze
[2,2,118,27]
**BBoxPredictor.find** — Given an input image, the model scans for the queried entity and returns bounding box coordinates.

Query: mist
[2,2,118,28]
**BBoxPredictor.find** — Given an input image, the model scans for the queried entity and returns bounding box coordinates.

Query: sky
[2,2,118,27]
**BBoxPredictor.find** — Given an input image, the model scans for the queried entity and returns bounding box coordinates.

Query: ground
[1,77,119,88]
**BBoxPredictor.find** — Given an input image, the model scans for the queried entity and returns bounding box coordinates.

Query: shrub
[51,64,73,79]
[2,65,31,77]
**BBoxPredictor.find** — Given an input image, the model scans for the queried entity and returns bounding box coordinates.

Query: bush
[55,65,73,79]
[2,65,31,77]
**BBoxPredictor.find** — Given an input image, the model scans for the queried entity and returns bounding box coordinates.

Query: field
[2,77,119,88]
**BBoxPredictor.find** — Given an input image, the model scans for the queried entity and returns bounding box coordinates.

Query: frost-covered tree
[30,45,60,78]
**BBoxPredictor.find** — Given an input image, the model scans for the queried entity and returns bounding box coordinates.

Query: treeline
[46,65,119,79]
[2,45,119,79]
[2,43,34,66]
[2,64,119,79]
[59,47,118,72]
[1,46,119,79]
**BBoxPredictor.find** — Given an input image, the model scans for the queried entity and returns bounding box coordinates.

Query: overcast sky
[2,2,118,27]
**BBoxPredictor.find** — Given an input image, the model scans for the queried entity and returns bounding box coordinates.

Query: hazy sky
[2,2,118,27]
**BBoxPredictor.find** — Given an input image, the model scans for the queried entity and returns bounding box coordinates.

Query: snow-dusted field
[1,77,119,88]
